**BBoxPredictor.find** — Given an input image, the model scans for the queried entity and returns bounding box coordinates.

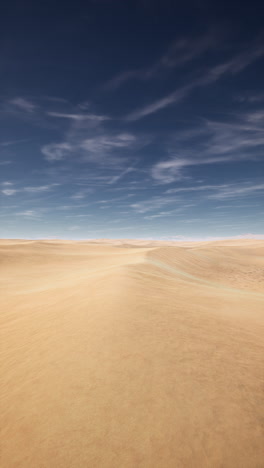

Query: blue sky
[0,0,264,239]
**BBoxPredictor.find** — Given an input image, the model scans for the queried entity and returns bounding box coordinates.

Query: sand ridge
[1,239,264,467]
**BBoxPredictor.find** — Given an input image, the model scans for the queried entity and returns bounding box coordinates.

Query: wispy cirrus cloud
[202,112,264,155]
[1,181,17,195]
[208,183,264,199]
[166,183,229,194]
[105,30,220,90]
[1,188,17,196]
[31,96,145,168]
[80,133,137,156]
[15,210,41,219]
[0,138,30,147]
[151,156,236,183]
[1,182,59,196]
[160,183,264,215]
[46,111,110,122]
[126,43,264,120]
[41,113,148,182]
[2,96,109,133]
[23,184,59,193]
[41,133,139,165]
[130,195,187,214]
[71,187,94,200]
[41,143,73,161]
[151,109,264,183]
[165,181,264,200]
[2,92,155,193]
[9,97,37,113]
[235,92,264,103]
[108,166,135,184]
[2,181,13,186]
[144,210,183,220]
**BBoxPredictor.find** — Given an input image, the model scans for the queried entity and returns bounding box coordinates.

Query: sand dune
[1,240,264,467]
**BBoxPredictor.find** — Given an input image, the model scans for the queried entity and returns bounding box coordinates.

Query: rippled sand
[1,239,264,467]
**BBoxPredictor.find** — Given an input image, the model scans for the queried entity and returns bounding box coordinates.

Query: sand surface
[1,239,264,467]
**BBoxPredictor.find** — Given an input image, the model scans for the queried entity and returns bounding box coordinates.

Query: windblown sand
[1,239,264,467]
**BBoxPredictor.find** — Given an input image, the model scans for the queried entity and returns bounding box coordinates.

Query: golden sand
[1,239,264,467]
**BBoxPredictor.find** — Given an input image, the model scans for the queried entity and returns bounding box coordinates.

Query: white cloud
[9,97,36,113]
[108,166,134,184]
[126,44,264,120]
[2,181,13,186]
[144,210,179,220]
[0,139,30,147]
[71,188,93,200]
[1,189,17,195]
[209,45,264,77]
[130,195,184,213]
[166,182,264,200]
[16,210,40,218]
[152,158,190,183]
[208,183,264,199]
[152,109,264,183]
[202,116,264,155]
[80,133,136,154]
[236,92,264,103]
[126,85,191,121]
[105,30,220,90]
[24,184,59,193]
[1,183,59,196]
[151,156,235,183]
[47,112,110,121]
[41,143,73,161]
[166,184,229,194]
[42,132,141,166]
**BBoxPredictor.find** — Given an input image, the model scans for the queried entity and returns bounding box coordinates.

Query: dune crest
[1,240,264,467]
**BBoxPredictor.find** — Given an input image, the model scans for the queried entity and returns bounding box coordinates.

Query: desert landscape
[1,238,264,467]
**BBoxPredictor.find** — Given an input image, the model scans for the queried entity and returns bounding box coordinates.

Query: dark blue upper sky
[1,0,264,239]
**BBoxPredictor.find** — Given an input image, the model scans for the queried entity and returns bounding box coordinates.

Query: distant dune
[1,239,264,467]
